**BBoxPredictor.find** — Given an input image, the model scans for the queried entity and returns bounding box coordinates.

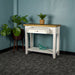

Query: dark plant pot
[12,29,24,40]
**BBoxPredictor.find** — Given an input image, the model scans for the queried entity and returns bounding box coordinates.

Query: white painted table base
[24,25,60,59]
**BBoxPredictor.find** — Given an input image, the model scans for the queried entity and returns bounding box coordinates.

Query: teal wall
[0,0,13,50]
[0,0,75,52]
[18,0,75,52]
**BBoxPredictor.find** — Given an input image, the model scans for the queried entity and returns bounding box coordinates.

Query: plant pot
[12,29,24,40]
[40,20,45,24]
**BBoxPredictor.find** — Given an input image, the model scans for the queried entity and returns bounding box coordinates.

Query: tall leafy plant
[11,15,28,36]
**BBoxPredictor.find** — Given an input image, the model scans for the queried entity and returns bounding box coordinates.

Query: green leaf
[0,30,6,36]
[11,15,28,25]
[21,16,28,23]
[13,27,21,36]
[11,15,21,25]
[0,24,11,36]
[2,24,8,30]
[38,13,46,20]
[6,28,11,35]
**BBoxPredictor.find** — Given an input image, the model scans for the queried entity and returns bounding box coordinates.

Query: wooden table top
[23,24,61,27]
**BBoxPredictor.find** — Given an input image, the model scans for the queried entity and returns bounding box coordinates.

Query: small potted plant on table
[38,13,46,24]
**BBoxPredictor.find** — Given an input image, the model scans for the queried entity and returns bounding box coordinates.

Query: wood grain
[23,24,61,27]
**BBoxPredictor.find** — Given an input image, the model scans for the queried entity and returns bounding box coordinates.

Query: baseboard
[0,47,13,54]
[0,46,75,55]
[60,51,75,55]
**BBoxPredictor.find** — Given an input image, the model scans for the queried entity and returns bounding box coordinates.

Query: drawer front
[26,26,55,34]
[28,29,49,34]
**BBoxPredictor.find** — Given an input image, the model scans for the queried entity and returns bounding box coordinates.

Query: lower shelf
[27,47,54,54]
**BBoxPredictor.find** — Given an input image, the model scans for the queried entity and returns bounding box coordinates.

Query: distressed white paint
[25,26,60,59]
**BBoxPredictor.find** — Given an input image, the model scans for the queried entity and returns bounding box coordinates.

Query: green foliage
[21,15,28,23]
[0,15,28,37]
[38,13,46,20]
[11,15,28,36]
[0,24,11,36]
[13,27,21,36]
[11,15,21,25]
[11,15,28,26]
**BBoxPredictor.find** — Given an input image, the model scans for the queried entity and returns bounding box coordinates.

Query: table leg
[57,27,60,55]
[53,29,56,59]
[30,33,33,48]
[25,31,28,54]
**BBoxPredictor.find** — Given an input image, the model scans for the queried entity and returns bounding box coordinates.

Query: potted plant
[0,15,28,39]
[11,15,28,40]
[0,15,28,51]
[38,13,46,24]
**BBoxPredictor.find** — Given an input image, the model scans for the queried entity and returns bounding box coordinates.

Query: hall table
[23,24,61,59]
